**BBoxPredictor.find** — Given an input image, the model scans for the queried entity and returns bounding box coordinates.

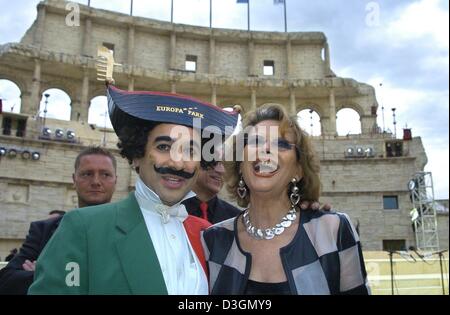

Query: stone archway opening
[39,88,71,121]
[88,96,113,129]
[297,109,321,136]
[336,108,361,136]
[0,79,22,114]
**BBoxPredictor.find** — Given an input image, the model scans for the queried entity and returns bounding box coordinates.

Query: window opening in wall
[16,119,27,137]
[383,195,399,210]
[185,55,197,72]
[2,117,12,135]
[263,60,275,76]
[382,239,406,251]
[386,141,403,157]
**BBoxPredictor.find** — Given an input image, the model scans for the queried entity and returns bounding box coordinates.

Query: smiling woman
[202,104,371,295]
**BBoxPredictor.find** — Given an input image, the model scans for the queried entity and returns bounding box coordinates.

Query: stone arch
[38,88,72,121]
[0,79,23,113]
[297,102,324,118]
[336,102,364,118]
[88,86,107,102]
[297,108,322,136]
[40,80,77,103]
[88,95,112,129]
[336,107,362,136]
[0,75,27,95]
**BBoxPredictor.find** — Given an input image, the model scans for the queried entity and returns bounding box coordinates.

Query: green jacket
[28,193,168,295]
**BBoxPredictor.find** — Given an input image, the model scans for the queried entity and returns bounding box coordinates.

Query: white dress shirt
[134,176,208,295]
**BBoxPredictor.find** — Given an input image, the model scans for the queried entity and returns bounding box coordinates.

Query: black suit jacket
[183,196,242,224]
[0,216,63,295]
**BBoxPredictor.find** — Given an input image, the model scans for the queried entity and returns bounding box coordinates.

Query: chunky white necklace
[242,207,297,240]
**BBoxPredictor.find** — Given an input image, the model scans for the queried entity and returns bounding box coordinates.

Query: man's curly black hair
[117,122,158,171]
[117,121,221,172]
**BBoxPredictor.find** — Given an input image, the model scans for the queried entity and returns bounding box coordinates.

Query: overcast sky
[0,0,448,199]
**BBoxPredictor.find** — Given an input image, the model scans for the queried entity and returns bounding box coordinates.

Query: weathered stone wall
[134,32,170,71]
[291,45,326,79]
[215,42,249,78]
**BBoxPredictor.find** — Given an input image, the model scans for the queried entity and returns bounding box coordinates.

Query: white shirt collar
[134,176,196,224]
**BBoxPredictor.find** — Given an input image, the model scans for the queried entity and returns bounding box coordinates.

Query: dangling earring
[237,176,247,199]
[290,178,301,207]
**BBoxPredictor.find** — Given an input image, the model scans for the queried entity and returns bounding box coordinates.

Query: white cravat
[134,177,208,295]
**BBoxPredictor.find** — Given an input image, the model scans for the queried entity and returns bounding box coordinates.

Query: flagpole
[171,0,174,23]
[284,0,287,32]
[130,0,133,16]
[248,0,250,31]
[210,0,212,28]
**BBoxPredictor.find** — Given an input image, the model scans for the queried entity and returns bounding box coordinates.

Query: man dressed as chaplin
[28,60,239,294]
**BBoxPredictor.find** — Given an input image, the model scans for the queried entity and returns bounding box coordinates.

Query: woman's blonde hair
[224,104,321,207]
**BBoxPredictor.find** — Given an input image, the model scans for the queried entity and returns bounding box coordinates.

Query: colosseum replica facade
[0,0,446,258]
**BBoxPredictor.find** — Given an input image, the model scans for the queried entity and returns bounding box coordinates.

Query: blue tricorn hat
[107,85,239,137]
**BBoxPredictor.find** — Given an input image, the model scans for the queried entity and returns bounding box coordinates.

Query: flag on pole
[274,0,284,4]
[237,0,248,3]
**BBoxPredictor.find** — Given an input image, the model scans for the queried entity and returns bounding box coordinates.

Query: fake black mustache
[153,165,196,179]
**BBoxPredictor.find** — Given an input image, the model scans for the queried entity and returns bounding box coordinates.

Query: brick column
[170,32,176,70]
[248,40,255,76]
[82,18,92,56]
[20,91,33,116]
[80,70,90,113]
[211,84,217,106]
[71,99,87,122]
[327,88,337,135]
[360,115,376,134]
[128,76,135,91]
[170,81,177,94]
[289,88,296,115]
[286,39,292,79]
[25,59,42,116]
[251,88,257,110]
[209,36,216,75]
[127,25,135,65]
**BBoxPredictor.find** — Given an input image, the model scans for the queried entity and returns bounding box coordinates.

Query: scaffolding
[409,172,440,252]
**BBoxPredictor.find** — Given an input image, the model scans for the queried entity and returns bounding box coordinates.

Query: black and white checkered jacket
[201,209,371,295]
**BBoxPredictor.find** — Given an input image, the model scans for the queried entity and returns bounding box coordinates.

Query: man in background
[183,158,241,224]
[0,146,117,294]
